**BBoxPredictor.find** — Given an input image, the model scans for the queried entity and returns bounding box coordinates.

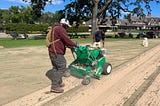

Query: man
[46,18,76,93]
[93,29,105,48]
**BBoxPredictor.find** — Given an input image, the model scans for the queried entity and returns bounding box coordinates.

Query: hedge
[0,24,3,31]
[67,26,89,33]
[4,23,89,34]
[5,23,49,34]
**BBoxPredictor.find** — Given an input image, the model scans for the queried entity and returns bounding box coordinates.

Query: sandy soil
[1,39,160,106]
[43,42,160,106]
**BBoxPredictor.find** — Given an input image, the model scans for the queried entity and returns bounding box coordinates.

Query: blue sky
[0,0,160,17]
[0,0,70,12]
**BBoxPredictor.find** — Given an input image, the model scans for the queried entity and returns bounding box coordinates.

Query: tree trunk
[91,1,98,37]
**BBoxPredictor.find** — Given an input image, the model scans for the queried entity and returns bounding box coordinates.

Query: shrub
[67,26,89,33]
[6,23,49,34]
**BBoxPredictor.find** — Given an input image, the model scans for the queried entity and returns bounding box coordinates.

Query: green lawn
[0,38,45,48]
[0,37,136,48]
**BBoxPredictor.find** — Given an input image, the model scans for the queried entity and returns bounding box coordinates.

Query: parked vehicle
[136,31,156,39]
[154,30,160,38]
[128,33,133,38]
[136,32,146,39]
[10,32,28,40]
[145,31,156,38]
[115,32,133,38]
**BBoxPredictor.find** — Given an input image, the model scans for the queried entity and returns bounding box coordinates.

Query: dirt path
[1,39,160,106]
[43,44,160,106]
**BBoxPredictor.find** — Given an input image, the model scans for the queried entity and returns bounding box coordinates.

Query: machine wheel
[102,63,112,75]
[82,76,90,85]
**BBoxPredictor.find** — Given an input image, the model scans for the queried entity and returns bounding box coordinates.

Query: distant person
[93,29,105,47]
[142,37,148,47]
[10,32,18,40]
[46,18,77,93]
[23,33,28,39]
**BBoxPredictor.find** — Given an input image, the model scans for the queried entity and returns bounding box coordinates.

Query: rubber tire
[102,63,112,75]
[82,76,90,85]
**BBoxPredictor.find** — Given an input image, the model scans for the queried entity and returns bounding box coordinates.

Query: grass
[0,37,137,48]
[0,38,45,48]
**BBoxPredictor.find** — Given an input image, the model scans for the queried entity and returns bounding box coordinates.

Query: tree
[23,0,65,20]
[19,6,34,24]
[23,0,160,36]
[1,6,34,24]
[8,6,21,23]
[64,0,160,36]
[62,0,92,26]
[37,10,63,25]
[1,9,11,23]
[0,9,4,23]
[0,6,63,25]
[38,12,54,24]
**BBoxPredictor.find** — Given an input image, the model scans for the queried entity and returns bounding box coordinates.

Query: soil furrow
[123,66,160,106]
[43,45,160,106]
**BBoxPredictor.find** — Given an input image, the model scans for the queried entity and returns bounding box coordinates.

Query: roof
[85,15,160,28]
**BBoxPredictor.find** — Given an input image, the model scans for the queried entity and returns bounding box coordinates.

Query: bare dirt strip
[1,39,160,106]
[43,44,160,106]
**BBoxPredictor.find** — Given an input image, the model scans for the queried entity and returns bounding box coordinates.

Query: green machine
[68,45,112,85]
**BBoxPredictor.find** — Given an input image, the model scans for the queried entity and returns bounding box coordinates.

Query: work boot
[50,87,64,93]
[60,83,65,87]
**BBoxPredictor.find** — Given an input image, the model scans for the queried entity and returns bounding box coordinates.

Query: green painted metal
[69,45,107,82]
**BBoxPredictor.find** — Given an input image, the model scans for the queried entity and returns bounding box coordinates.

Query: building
[86,13,160,31]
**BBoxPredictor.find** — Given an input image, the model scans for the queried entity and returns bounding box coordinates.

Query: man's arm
[60,28,76,48]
